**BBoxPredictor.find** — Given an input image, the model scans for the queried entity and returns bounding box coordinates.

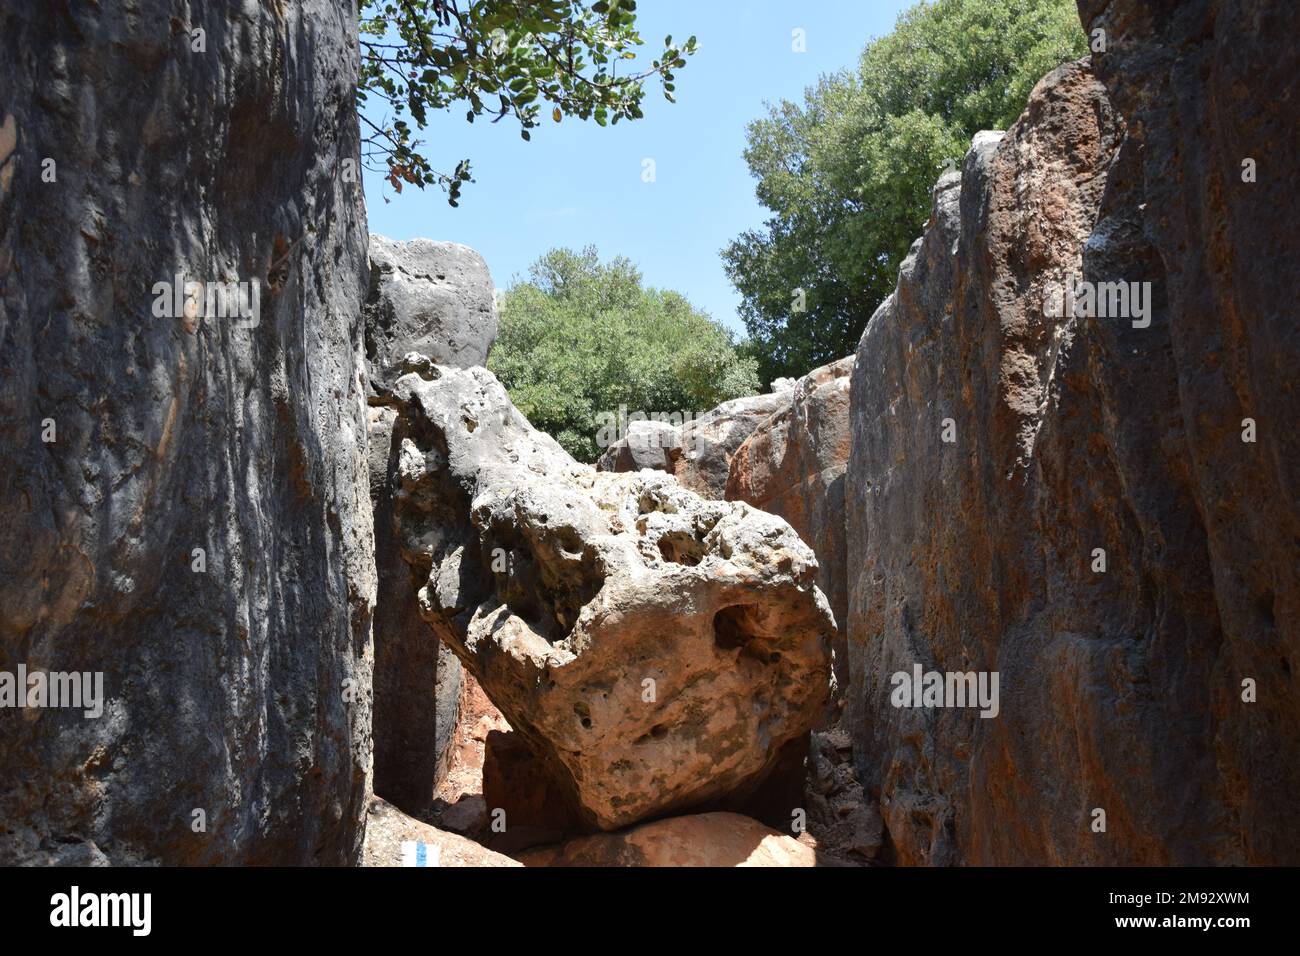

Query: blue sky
[363,0,916,335]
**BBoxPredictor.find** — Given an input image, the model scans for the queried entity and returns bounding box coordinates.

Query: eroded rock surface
[595,419,681,474]
[366,237,496,816]
[1075,0,1300,865]
[364,236,498,381]
[846,37,1299,864]
[0,0,373,864]
[671,388,794,497]
[390,364,833,831]
[727,357,854,689]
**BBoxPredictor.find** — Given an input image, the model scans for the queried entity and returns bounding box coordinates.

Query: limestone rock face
[390,364,834,831]
[1074,0,1300,865]
[672,389,794,498]
[595,387,798,500]
[365,236,496,816]
[369,403,465,816]
[0,0,374,864]
[364,235,498,383]
[727,357,854,687]
[517,811,817,867]
[595,419,681,474]
[846,43,1300,864]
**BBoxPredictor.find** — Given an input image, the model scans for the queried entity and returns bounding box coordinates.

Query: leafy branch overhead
[358,0,697,204]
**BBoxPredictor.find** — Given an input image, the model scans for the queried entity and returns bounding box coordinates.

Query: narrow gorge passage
[0,0,1294,933]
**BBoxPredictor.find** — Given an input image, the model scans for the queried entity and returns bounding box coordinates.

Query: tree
[722,0,1087,385]
[490,247,760,462]
[358,0,696,204]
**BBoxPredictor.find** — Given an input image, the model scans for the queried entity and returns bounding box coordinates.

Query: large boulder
[390,362,834,831]
[364,235,498,383]
[365,235,496,816]
[671,389,794,497]
[727,357,854,689]
[0,1,374,864]
[595,418,681,473]
[846,32,1299,866]
[517,811,817,867]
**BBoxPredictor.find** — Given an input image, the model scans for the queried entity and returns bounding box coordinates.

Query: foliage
[722,0,1087,384]
[359,0,696,204]
[490,247,759,461]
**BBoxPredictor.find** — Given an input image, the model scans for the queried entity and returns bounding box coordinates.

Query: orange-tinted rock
[846,31,1300,865]
[672,389,793,498]
[1074,0,1300,865]
[727,357,854,689]
[517,812,816,867]
[481,730,584,850]
[391,365,833,832]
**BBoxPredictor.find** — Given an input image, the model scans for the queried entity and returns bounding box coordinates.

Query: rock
[727,357,854,690]
[362,798,520,867]
[436,794,487,835]
[390,364,834,832]
[481,730,583,850]
[1074,0,1300,865]
[0,0,373,864]
[364,235,498,387]
[366,245,496,817]
[847,59,1124,866]
[434,672,512,810]
[672,390,793,498]
[804,726,882,864]
[369,405,465,815]
[518,812,817,867]
[846,38,1300,864]
[595,418,682,473]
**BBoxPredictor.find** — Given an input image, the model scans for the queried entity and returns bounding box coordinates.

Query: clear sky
[362,0,916,335]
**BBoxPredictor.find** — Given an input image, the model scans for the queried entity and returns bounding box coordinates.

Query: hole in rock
[657,531,706,566]
[574,702,593,730]
[714,604,757,651]
[634,723,670,746]
[488,522,605,644]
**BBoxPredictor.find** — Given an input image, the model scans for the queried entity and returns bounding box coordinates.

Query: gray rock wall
[0,0,374,865]
[364,236,498,815]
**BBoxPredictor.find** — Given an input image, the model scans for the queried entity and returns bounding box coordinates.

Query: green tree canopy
[722,0,1087,385]
[490,247,760,462]
[359,0,696,204]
